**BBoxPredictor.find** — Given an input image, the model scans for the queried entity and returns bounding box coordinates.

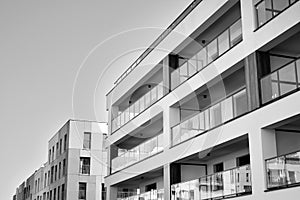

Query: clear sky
[0,0,193,199]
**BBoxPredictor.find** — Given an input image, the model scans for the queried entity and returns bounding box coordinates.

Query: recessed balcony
[111,133,163,173]
[171,19,242,90]
[261,56,300,104]
[255,0,299,28]
[266,150,300,189]
[171,165,251,200]
[111,81,164,133]
[171,88,247,146]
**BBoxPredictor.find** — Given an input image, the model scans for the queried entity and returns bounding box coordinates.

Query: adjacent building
[105,0,300,200]
[13,119,108,200]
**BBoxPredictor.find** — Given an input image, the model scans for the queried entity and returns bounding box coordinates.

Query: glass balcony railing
[111,82,164,133]
[111,134,163,173]
[117,189,164,200]
[171,165,252,200]
[260,57,300,104]
[171,88,248,146]
[266,150,300,189]
[255,0,299,28]
[171,19,242,90]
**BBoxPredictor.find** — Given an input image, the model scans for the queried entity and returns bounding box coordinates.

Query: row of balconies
[110,54,300,173]
[115,148,300,199]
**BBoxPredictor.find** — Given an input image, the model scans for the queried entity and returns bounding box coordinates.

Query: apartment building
[105,0,300,200]
[13,119,108,200]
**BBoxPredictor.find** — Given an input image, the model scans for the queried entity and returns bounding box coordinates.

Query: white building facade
[105,0,300,200]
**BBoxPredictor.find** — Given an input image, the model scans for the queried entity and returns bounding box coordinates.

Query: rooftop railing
[171,88,248,146]
[111,82,164,133]
[111,133,163,173]
[117,189,164,200]
[266,150,300,189]
[255,0,299,28]
[171,165,251,200]
[260,57,300,104]
[171,19,242,90]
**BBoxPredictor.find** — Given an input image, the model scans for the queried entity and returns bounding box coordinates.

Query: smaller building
[13,119,108,200]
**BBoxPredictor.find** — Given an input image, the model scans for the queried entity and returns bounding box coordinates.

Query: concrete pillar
[108,146,118,175]
[107,185,118,200]
[163,164,171,200]
[163,163,181,200]
[240,0,257,40]
[245,52,260,111]
[249,128,277,197]
[163,106,180,149]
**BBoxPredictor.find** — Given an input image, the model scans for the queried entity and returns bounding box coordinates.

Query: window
[50,190,52,200]
[83,132,91,149]
[57,186,60,200]
[64,134,67,152]
[56,142,59,156]
[237,154,250,167]
[55,165,58,181]
[213,162,224,173]
[49,149,51,163]
[58,162,61,179]
[44,173,47,188]
[52,146,55,161]
[61,184,65,200]
[51,166,54,183]
[80,157,90,175]
[53,188,56,200]
[79,183,87,200]
[63,159,66,176]
[48,170,50,186]
[59,139,62,154]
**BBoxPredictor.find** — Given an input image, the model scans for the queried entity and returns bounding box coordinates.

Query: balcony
[171,88,248,146]
[266,150,300,189]
[171,165,252,200]
[111,82,164,133]
[111,134,163,173]
[117,189,164,200]
[255,0,299,28]
[171,19,242,90]
[260,57,300,104]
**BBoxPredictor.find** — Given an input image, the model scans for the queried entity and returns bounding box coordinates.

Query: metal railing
[111,134,163,173]
[266,150,300,189]
[171,165,252,200]
[171,88,248,146]
[255,0,299,28]
[260,57,300,104]
[171,19,242,90]
[117,189,164,200]
[111,82,164,133]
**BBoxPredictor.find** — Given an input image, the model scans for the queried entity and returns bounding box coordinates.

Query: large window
[61,184,65,200]
[79,182,87,200]
[83,132,91,149]
[80,157,91,175]
[63,159,66,176]
[64,134,67,151]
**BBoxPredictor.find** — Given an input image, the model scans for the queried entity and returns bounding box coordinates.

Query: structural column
[249,127,277,197]
[245,52,260,111]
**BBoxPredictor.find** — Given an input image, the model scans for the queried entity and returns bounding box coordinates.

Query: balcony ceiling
[270,31,300,57]
[176,135,249,164]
